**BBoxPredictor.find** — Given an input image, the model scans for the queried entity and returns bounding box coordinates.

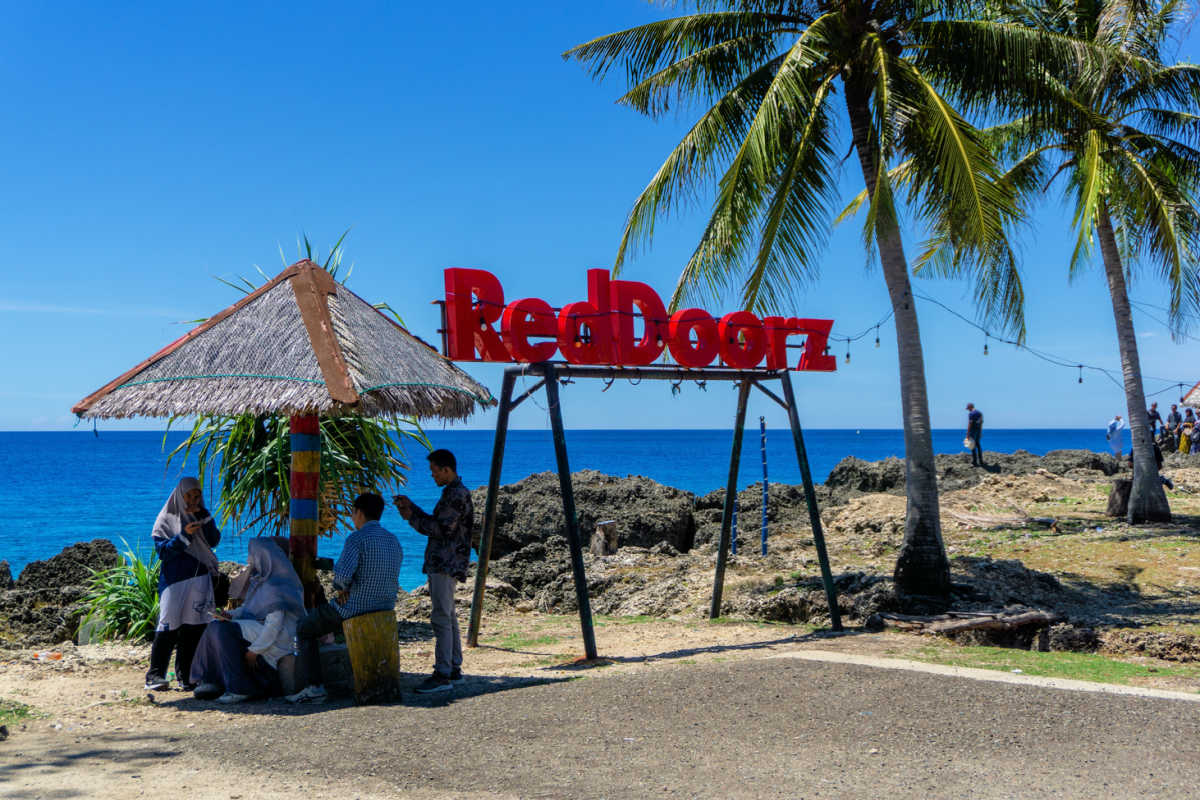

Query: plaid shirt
[331,520,403,620]
[408,478,474,581]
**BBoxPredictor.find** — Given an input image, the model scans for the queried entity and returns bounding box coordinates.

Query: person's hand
[185,521,202,535]
[244,649,258,670]
[393,495,413,520]
[336,589,350,604]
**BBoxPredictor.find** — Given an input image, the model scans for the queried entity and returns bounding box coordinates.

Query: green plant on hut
[167,233,429,536]
[80,540,160,642]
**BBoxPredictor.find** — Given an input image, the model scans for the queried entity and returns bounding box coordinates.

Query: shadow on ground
[154,671,572,716]
[0,732,175,798]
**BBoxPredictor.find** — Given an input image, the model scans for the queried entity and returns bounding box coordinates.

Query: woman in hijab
[190,538,305,703]
[146,477,221,691]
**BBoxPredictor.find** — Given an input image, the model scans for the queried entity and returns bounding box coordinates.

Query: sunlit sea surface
[0,428,1113,589]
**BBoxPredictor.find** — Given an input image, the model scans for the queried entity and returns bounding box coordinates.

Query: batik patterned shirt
[408,478,474,581]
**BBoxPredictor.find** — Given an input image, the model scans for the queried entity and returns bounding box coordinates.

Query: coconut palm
[565,1,1083,596]
[992,0,1200,523]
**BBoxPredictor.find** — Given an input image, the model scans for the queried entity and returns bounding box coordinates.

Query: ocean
[0,428,1114,590]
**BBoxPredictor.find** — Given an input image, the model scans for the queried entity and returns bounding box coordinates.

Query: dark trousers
[970,431,984,465]
[189,620,279,696]
[147,623,206,684]
[296,602,343,688]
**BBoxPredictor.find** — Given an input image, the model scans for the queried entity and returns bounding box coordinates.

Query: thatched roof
[1182,380,1200,409]
[74,260,494,421]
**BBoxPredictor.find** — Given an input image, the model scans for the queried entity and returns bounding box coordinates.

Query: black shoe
[449,668,463,684]
[414,672,453,694]
[144,675,170,691]
[178,681,197,692]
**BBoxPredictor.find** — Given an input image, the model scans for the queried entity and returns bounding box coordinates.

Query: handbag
[963,436,975,450]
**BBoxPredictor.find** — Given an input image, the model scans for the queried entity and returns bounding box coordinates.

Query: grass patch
[909,644,1200,688]
[594,615,658,626]
[497,632,561,650]
[0,699,41,726]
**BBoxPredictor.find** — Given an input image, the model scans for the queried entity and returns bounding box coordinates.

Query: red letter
[763,316,802,370]
[611,278,667,366]
[556,270,614,364]
[718,311,767,369]
[667,308,720,368]
[502,298,558,362]
[795,318,836,371]
[444,268,509,361]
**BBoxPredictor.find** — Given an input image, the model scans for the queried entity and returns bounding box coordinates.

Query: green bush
[80,541,160,642]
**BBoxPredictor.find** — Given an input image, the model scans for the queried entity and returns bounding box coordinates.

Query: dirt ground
[4,463,1200,798]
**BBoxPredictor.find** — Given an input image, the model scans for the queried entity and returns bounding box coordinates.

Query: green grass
[0,699,41,727]
[594,615,658,626]
[908,644,1200,689]
[497,632,561,650]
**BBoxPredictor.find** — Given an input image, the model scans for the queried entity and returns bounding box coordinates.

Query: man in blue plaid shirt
[286,493,402,704]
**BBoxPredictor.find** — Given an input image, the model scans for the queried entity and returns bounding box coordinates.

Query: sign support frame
[465,362,842,660]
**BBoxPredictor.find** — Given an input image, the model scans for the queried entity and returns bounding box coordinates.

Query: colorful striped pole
[760,416,769,556]
[289,414,320,607]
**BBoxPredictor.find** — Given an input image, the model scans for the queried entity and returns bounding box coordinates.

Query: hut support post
[778,371,842,631]
[467,370,517,647]
[289,414,322,608]
[710,380,751,619]
[543,363,598,660]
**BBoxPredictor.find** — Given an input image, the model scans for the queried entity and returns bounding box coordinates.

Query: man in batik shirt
[395,449,474,693]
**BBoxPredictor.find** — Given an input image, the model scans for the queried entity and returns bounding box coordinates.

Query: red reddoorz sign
[443,268,836,371]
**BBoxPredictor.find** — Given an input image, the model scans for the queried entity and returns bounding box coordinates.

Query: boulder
[0,561,12,590]
[15,539,120,590]
[470,470,696,559]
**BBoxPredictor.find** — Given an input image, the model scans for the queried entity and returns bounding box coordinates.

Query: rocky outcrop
[0,540,121,648]
[470,470,697,559]
[824,449,1122,501]
[15,539,119,590]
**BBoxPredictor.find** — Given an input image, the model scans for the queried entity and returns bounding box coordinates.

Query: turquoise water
[0,428,1112,589]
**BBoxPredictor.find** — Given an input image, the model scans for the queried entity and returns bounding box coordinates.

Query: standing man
[394,449,473,694]
[1167,403,1183,433]
[966,403,985,467]
[286,493,403,704]
[1148,402,1164,436]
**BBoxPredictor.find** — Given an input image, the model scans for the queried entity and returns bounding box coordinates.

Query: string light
[844,341,851,364]
[874,326,880,348]
[1078,365,1083,384]
[983,333,989,356]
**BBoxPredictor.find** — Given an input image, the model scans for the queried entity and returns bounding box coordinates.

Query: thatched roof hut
[73,260,493,421]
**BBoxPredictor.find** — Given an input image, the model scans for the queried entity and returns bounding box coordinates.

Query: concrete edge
[772,649,1200,703]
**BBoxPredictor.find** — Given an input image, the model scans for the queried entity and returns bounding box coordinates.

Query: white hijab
[152,477,219,574]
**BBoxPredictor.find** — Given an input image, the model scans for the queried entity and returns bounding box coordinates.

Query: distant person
[146,477,221,692]
[394,449,474,694]
[286,493,403,704]
[1127,442,1175,490]
[965,403,985,467]
[190,538,304,703]
[1167,404,1183,433]
[1148,402,1164,435]
[1179,421,1194,455]
[1106,414,1126,457]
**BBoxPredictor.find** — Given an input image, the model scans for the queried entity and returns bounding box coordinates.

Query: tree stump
[590,520,619,557]
[343,610,400,704]
[1107,478,1132,518]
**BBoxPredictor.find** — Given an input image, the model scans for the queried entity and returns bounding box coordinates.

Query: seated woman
[190,538,304,703]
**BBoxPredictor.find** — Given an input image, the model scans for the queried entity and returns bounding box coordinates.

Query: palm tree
[994,0,1200,523]
[565,1,1081,596]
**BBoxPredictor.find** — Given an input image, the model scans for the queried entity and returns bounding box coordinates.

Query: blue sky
[3,1,1200,433]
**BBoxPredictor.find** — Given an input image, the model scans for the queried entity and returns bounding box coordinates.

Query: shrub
[80,541,160,642]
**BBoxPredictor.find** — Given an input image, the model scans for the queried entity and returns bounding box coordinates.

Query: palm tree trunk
[845,86,950,597]
[1096,204,1170,523]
